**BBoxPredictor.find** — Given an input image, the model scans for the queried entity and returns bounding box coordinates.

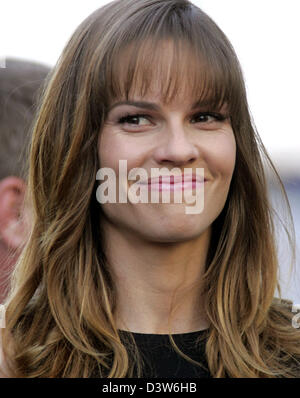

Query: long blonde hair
[2,0,299,377]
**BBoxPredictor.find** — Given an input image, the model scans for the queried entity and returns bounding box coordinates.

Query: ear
[0,176,29,250]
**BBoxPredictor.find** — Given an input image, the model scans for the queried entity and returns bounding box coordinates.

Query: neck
[103,223,211,334]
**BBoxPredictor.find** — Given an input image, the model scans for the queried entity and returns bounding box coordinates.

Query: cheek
[204,133,236,178]
[98,129,150,171]
[98,131,119,169]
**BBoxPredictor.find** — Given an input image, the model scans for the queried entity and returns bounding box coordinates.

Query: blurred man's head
[0,58,50,302]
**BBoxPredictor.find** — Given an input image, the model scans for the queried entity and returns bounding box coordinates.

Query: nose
[153,121,199,166]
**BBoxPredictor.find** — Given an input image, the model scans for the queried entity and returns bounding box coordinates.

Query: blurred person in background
[0,58,50,303]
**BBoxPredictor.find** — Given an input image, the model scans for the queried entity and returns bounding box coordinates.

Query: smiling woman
[1,0,300,378]
[99,92,235,243]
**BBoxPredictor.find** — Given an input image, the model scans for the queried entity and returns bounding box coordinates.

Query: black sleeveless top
[118,328,211,378]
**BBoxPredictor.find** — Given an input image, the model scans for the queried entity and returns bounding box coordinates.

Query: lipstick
[139,174,206,191]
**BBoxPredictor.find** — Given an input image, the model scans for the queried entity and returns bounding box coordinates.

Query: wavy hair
[2,0,299,377]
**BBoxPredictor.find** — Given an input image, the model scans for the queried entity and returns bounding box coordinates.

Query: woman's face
[97,88,236,243]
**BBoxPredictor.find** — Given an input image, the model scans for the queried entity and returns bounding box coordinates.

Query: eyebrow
[108,99,218,112]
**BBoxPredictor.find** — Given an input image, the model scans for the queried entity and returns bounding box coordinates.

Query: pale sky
[1,0,299,176]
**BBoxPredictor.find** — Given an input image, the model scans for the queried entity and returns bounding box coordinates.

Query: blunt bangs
[95,2,244,119]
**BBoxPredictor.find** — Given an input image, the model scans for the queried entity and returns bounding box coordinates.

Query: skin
[98,88,236,334]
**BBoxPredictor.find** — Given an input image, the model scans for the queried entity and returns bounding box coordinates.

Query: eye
[117,113,152,126]
[191,112,227,124]
[116,111,228,130]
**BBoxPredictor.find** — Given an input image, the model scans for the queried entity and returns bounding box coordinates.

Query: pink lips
[138,174,206,191]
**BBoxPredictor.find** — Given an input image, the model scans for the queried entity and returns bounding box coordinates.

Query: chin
[143,222,210,244]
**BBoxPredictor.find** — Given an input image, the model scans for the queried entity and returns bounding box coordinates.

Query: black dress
[118,328,211,378]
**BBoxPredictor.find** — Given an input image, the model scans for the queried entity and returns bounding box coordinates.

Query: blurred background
[1,0,299,302]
